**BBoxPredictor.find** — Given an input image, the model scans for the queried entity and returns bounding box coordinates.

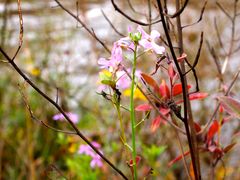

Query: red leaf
[168,151,190,167]
[128,156,142,176]
[207,120,219,143]
[141,73,159,92]
[168,63,176,80]
[135,104,153,111]
[159,80,170,99]
[219,104,224,113]
[189,92,208,101]
[176,92,208,104]
[208,145,223,157]
[151,116,162,132]
[160,107,170,115]
[194,122,201,133]
[129,155,141,166]
[172,84,191,96]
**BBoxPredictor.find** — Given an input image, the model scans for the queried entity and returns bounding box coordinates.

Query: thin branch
[54,0,111,53]
[101,9,125,37]
[18,84,77,135]
[199,69,240,135]
[206,40,223,81]
[184,32,204,75]
[0,47,128,180]
[17,0,23,47]
[1,2,127,176]
[126,0,145,16]
[214,18,226,54]
[182,0,208,29]
[216,2,232,20]
[165,0,189,18]
[111,0,162,26]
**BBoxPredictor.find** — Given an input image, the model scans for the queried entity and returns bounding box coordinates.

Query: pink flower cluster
[98,26,165,91]
[52,112,79,124]
[78,141,103,168]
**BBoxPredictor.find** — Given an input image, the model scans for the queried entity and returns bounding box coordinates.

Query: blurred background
[0,0,240,179]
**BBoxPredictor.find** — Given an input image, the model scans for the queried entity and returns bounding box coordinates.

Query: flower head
[52,112,79,124]
[137,26,165,54]
[78,141,103,168]
[98,43,123,72]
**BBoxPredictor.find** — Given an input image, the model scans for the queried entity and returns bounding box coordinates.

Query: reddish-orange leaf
[194,122,201,133]
[219,104,224,113]
[168,63,176,80]
[160,107,170,115]
[168,151,190,167]
[176,92,208,104]
[189,92,208,101]
[159,80,170,99]
[151,116,162,132]
[135,104,153,111]
[128,155,142,175]
[223,142,237,153]
[129,155,141,166]
[207,120,219,143]
[141,73,159,92]
[172,84,191,96]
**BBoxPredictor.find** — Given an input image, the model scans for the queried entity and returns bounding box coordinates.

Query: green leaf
[218,96,240,119]
[101,80,116,88]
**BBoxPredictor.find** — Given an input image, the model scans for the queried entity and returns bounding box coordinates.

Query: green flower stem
[130,44,138,180]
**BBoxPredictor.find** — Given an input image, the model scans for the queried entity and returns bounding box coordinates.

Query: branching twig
[182,0,207,29]
[101,9,125,37]
[165,0,189,18]
[111,0,162,26]
[1,1,128,178]
[18,83,77,135]
[54,0,111,53]
[198,68,240,135]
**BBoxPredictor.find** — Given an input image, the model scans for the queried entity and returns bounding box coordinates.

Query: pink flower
[116,70,141,90]
[90,155,103,168]
[137,26,165,54]
[78,141,103,168]
[52,112,79,124]
[98,43,123,72]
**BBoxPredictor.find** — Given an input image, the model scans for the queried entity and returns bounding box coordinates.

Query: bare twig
[18,83,77,135]
[126,0,145,16]
[216,2,232,20]
[214,18,226,54]
[199,69,240,135]
[54,0,111,53]
[165,0,189,18]
[182,0,208,28]
[101,9,125,37]
[111,0,162,26]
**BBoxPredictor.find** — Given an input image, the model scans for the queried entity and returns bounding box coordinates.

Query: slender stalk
[156,1,199,179]
[130,44,138,180]
[116,105,126,143]
[175,0,201,178]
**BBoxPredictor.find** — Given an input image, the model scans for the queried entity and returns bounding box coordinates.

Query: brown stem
[156,0,200,179]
